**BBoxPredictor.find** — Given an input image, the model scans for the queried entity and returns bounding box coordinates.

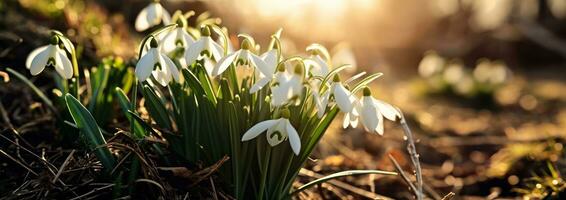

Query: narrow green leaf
[115,87,147,138]
[290,170,397,196]
[141,85,172,130]
[6,68,56,111]
[350,72,383,94]
[65,94,115,171]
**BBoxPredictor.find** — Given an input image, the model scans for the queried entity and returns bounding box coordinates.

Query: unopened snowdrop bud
[241,112,301,155]
[331,74,355,113]
[135,38,180,86]
[25,35,73,79]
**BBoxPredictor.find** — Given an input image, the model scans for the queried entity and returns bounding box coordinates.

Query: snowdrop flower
[160,19,195,55]
[184,26,224,74]
[312,87,330,118]
[358,87,400,135]
[270,64,303,107]
[307,49,331,77]
[25,36,73,79]
[135,0,171,32]
[250,49,278,93]
[213,38,269,77]
[135,38,180,86]
[330,75,356,113]
[241,109,301,155]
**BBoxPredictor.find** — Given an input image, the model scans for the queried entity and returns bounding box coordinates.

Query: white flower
[342,99,359,128]
[241,111,301,155]
[135,38,180,86]
[313,89,330,118]
[270,65,303,107]
[135,1,171,32]
[184,26,224,74]
[213,39,269,77]
[330,75,356,113]
[25,37,73,79]
[306,43,331,77]
[358,87,400,135]
[160,19,195,55]
[250,49,278,93]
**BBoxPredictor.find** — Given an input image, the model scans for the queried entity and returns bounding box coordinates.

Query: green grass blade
[289,170,397,196]
[350,72,384,94]
[6,68,55,111]
[65,94,115,171]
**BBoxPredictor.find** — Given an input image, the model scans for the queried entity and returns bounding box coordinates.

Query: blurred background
[1,0,566,199]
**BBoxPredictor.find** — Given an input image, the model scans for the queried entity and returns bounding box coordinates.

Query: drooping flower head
[241,109,301,155]
[213,37,269,77]
[135,0,171,32]
[330,74,356,113]
[160,18,195,55]
[184,25,224,74]
[270,63,304,107]
[25,36,73,79]
[135,38,180,86]
[358,87,401,135]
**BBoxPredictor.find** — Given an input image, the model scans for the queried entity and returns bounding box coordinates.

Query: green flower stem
[258,147,271,200]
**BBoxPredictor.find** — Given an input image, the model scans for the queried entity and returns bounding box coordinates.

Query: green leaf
[115,87,146,138]
[6,68,56,111]
[65,94,115,171]
[350,72,383,94]
[141,85,172,130]
[289,170,397,196]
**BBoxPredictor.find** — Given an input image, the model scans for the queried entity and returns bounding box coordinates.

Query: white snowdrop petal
[212,51,239,76]
[373,99,400,121]
[250,53,270,76]
[135,49,156,81]
[160,30,178,54]
[375,111,384,135]
[210,39,225,62]
[55,50,73,79]
[135,5,151,31]
[184,39,205,65]
[162,54,180,83]
[250,76,271,94]
[266,120,287,146]
[29,47,51,76]
[161,5,171,24]
[286,121,301,155]
[332,83,353,113]
[241,119,279,141]
[26,45,48,69]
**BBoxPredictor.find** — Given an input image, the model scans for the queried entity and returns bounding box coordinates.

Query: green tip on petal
[293,62,304,75]
[363,87,372,96]
[333,74,341,82]
[49,36,59,45]
[241,39,252,50]
[277,63,286,72]
[280,108,291,119]
[150,38,158,48]
[201,26,211,37]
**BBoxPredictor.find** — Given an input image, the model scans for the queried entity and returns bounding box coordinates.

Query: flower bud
[241,38,252,50]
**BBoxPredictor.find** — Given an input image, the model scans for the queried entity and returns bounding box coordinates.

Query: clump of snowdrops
[12,2,427,199]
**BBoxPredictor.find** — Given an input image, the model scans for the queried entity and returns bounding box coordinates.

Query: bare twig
[388,154,418,194]
[441,192,455,200]
[52,150,75,184]
[0,149,39,176]
[69,184,115,200]
[397,109,424,200]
